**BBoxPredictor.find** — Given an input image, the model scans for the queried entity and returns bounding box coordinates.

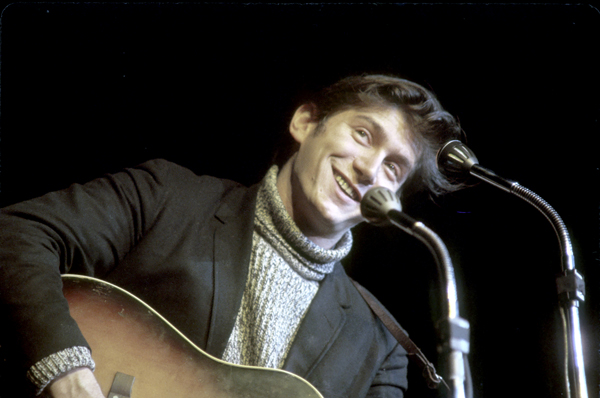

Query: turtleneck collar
[253,166,353,281]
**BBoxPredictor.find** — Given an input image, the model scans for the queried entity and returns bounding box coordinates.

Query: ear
[289,103,318,144]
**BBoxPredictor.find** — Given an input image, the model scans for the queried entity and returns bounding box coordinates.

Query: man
[0,74,464,397]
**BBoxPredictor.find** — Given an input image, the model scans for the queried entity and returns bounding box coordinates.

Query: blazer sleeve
[366,342,409,397]
[0,159,200,376]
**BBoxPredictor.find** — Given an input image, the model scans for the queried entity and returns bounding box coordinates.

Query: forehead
[326,105,407,131]
[342,106,406,129]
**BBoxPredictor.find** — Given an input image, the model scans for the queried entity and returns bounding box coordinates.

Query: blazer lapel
[282,264,350,378]
[205,183,259,358]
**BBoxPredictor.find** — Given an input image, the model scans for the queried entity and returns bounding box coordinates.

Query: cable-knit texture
[27,346,95,395]
[222,166,352,368]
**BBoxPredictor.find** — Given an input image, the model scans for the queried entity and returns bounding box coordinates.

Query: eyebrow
[355,115,382,133]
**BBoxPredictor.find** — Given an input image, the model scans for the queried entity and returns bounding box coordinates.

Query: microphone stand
[439,141,588,398]
[362,188,472,398]
[396,215,471,398]
[470,164,587,398]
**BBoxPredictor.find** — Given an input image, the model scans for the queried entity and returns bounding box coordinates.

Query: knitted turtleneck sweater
[221,166,352,369]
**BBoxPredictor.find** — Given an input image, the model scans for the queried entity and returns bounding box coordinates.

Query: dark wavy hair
[280,74,466,200]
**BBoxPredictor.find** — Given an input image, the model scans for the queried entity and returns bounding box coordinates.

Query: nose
[353,155,380,186]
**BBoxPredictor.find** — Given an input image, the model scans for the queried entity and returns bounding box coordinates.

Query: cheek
[335,135,360,154]
[295,133,357,178]
[376,172,401,193]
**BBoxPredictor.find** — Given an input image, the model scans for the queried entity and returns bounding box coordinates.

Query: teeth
[335,175,358,200]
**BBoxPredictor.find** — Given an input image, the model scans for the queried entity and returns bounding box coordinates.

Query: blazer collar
[205,183,259,357]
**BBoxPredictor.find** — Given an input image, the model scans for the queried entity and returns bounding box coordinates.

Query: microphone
[436,140,588,398]
[361,187,471,398]
[360,186,421,234]
[360,185,464,320]
[436,139,517,192]
[436,139,579,279]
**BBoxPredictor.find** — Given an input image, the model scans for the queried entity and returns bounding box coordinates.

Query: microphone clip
[556,269,586,304]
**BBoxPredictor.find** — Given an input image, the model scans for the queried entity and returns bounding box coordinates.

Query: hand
[47,367,104,398]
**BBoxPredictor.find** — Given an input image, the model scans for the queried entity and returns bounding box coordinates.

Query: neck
[276,156,347,250]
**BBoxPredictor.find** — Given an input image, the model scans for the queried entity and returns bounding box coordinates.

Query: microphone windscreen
[360,187,402,225]
[437,140,479,178]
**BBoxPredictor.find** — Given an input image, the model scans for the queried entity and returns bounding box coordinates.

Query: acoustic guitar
[62,274,324,398]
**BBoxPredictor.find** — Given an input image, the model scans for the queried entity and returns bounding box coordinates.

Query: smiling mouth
[334,173,360,201]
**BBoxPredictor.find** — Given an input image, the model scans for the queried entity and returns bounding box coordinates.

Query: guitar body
[62,275,323,398]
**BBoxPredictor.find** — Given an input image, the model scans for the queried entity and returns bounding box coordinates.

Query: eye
[353,129,371,145]
[385,162,401,180]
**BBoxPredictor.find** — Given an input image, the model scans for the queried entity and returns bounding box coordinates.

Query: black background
[1,3,599,398]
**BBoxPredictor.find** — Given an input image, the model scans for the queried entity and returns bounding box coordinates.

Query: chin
[309,194,361,232]
[320,209,361,233]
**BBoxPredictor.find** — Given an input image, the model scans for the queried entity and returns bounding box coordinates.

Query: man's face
[289,105,418,237]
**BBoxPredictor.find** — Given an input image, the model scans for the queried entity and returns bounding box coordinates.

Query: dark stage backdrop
[1,3,599,398]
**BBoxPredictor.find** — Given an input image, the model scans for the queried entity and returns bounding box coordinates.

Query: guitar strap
[350,279,447,390]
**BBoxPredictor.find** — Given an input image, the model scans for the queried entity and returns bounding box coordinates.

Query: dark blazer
[0,159,408,398]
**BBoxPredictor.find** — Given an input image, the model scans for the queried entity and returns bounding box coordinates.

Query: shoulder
[121,159,250,202]
[123,159,259,221]
[131,159,243,190]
